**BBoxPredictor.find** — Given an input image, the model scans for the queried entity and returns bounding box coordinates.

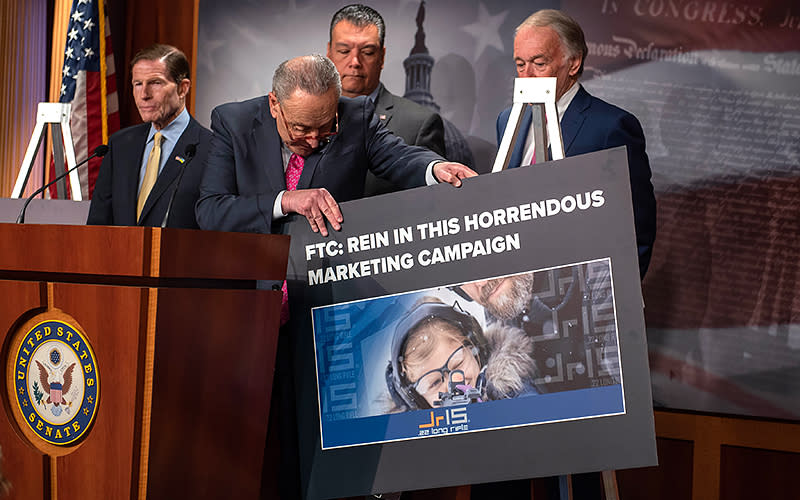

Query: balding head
[272,54,342,102]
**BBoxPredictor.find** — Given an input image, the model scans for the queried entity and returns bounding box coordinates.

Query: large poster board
[285,148,656,499]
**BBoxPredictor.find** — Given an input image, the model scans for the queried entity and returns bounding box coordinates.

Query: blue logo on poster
[13,320,100,445]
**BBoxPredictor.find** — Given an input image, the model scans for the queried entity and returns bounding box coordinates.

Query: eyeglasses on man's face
[277,103,338,146]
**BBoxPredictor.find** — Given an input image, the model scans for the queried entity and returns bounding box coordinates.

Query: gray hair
[330,4,386,47]
[515,9,588,77]
[272,54,342,102]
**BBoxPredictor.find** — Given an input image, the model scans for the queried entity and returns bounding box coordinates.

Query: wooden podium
[0,223,289,500]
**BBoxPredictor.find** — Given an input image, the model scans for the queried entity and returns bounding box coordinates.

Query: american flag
[56,0,119,199]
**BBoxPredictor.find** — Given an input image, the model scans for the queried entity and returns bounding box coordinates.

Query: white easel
[492,77,565,172]
[11,102,82,201]
[493,77,621,500]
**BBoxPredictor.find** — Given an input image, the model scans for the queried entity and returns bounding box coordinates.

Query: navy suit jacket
[196,95,443,234]
[496,85,657,278]
[87,116,212,229]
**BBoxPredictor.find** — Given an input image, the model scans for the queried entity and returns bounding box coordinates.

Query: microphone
[160,143,198,228]
[16,144,109,223]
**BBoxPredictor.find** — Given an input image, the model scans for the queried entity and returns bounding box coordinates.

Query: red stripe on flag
[85,71,104,196]
[94,28,120,198]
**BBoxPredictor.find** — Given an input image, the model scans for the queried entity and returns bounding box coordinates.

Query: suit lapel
[121,125,149,225]
[295,98,347,190]
[297,131,337,190]
[248,97,286,190]
[561,85,590,155]
[374,84,394,126]
[297,151,320,190]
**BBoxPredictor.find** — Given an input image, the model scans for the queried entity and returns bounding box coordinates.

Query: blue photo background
[311,279,625,449]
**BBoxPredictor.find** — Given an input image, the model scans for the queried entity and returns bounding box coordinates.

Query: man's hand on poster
[282,188,343,237]
[282,162,477,236]
[433,162,478,187]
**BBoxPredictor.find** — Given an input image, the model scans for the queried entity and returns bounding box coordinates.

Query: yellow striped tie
[137,132,162,220]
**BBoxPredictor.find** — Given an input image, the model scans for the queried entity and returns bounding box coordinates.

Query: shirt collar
[367,83,383,104]
[280,143,293,170]
[147,107,190,144]
[557,82,580,123]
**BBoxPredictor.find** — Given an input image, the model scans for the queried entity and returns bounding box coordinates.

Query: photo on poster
[311,257,625,449]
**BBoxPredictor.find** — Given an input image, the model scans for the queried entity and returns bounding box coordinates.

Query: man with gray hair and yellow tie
[88,44,212,229]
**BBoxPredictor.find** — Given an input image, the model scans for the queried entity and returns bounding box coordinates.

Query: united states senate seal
[9,317,100,447]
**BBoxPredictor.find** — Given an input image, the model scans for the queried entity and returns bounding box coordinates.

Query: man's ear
[568,55,581,77]
[178,78,191,99]
[326,42,332,59]
[267,92,279,119]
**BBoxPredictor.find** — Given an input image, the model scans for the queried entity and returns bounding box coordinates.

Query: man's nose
[348,53,362,67]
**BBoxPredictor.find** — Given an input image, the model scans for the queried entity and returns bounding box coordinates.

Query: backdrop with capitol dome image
[197,0,800,424]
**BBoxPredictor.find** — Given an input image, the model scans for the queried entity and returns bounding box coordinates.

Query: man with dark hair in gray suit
[327,3,447,197]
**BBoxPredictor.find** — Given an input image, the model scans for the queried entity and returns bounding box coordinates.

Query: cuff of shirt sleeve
[426,160,443,185]
[273,190,286,219]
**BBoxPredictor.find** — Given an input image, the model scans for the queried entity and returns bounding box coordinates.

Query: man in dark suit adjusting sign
[496,9,657,279]
[195,54,474,499]
[195,54,473,236]
[88,44,211,228]
[327,4,447,197]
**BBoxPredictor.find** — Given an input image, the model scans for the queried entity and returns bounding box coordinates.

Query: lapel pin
[175,155,186,164]
[379,114,387,120]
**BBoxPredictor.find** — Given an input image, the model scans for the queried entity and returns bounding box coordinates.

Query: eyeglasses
[410,345,473,399]
[278,103,338,146]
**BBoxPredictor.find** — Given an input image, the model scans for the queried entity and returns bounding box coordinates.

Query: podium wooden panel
[0,223,289,500]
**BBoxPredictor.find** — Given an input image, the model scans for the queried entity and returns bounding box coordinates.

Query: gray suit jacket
[364,84,446,196]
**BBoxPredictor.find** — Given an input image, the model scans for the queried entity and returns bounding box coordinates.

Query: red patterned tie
[280,153,304,325]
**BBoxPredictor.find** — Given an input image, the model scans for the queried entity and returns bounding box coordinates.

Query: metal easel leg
[11,102,81,200]
[491,77,565,174]
[11,119,46,198]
